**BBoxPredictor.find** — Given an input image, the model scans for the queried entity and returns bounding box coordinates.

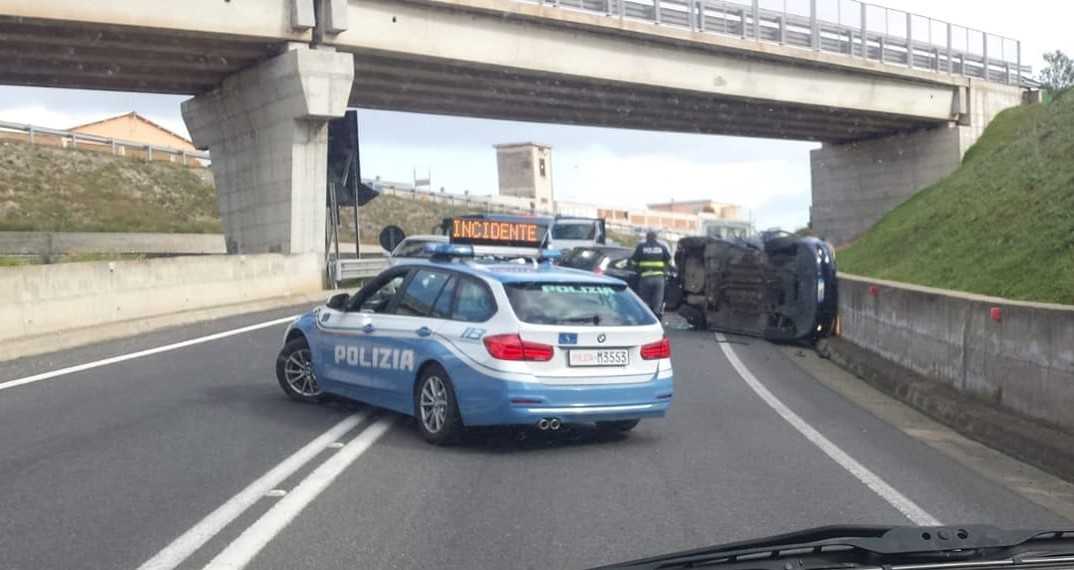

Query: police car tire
[414,365,463,445]
[596,419,641,432]
[276,338,324,403]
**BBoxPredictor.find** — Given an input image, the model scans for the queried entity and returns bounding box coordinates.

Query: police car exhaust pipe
[537,418,550,431]
[549,418,562,431]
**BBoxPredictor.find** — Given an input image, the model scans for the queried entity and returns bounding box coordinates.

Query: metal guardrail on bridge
[523,0,1032,86]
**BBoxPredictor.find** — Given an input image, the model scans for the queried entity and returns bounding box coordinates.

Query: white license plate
[568,349,629,367]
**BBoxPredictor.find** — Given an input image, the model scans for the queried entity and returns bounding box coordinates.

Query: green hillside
[838,94,1074,305]
[0,141,221,233]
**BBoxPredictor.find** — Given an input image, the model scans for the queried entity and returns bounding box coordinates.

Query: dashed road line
[203,416,396,570]
[138,412,367,570]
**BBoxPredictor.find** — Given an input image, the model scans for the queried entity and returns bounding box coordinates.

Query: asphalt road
[0,306,1069,570]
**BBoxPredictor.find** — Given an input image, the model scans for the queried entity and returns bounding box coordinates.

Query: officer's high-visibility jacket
[631,240,672,278]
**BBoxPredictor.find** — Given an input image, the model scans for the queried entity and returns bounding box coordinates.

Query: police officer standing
[631,230,672,319]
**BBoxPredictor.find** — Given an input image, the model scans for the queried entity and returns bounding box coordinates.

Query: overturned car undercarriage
[667,233,838,343]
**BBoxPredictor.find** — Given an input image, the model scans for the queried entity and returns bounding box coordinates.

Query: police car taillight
[483,334,554,362]
[640,337,671,360]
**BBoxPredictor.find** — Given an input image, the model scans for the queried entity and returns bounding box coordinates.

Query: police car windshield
[551,222,596,240]
[505,282,656,326]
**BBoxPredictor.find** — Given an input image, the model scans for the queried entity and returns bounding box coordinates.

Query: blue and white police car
[275,218,673,444]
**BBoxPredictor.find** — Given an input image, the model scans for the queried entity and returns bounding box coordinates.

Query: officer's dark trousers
[638,275,665,318]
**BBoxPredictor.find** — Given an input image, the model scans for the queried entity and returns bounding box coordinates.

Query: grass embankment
[0,141,220,234]
[838,94,1074,305]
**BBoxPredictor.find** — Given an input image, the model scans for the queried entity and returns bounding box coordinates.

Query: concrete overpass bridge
[0,0,1030,251]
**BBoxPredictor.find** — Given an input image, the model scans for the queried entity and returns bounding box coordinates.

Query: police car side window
[452,278,495,322]
[431,276,458,319]
[355,273,407,313]
[396,269,450,317]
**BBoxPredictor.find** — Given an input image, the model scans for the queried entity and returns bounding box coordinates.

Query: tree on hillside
[1039,50,1074,95]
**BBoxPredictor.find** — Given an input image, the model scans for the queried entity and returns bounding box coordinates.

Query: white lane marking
[715,333,940,526]
[0,315,298,393]
[204,416,396,570]
[138,413,366,570]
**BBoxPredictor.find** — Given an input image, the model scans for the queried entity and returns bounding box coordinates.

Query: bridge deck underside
[0,17,945,143]
[0,17,277,94]
[350,50,943,143]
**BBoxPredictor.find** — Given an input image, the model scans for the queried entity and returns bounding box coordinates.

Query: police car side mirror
[326,293,350,310]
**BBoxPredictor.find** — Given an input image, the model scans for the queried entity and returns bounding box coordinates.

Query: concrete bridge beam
[181,46,354,255]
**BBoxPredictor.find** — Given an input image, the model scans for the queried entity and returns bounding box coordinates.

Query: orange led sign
[451,219,541,246]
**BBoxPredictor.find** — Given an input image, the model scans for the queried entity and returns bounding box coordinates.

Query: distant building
[648,199,742,221]
[70,112,196,153]
[598,207,701,234]
[64,112,202,166]
[494,142,553,210]
[555,200,599,218]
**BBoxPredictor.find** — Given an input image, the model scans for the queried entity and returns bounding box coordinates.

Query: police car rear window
[504,282,656,326]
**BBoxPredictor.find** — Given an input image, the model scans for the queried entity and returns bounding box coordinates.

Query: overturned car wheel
[677,304,707,331]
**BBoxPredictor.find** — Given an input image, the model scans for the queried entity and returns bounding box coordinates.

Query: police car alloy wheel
[276,338,323,402]
[415,365,462,445]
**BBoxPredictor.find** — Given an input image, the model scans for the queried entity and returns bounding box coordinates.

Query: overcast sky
[1,0,1070,231]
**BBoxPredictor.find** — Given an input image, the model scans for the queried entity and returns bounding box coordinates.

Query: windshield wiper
[589,526,1074,570]
[562,315,601,325]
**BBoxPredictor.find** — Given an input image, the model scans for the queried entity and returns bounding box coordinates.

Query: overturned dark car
[667,232,837,342]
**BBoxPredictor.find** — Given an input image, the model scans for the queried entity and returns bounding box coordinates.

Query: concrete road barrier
[838,274,1074,433]
[0,253,324,346]
[0,232,227,255]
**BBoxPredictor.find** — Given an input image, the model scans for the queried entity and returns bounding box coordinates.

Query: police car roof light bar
[426,243,475,261]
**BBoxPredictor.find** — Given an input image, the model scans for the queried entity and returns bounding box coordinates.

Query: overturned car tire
[677,304,707,331]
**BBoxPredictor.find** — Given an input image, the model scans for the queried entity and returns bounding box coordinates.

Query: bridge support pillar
[810,80,1023,246]
[810,126,963,246]
[182,46,354,255]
